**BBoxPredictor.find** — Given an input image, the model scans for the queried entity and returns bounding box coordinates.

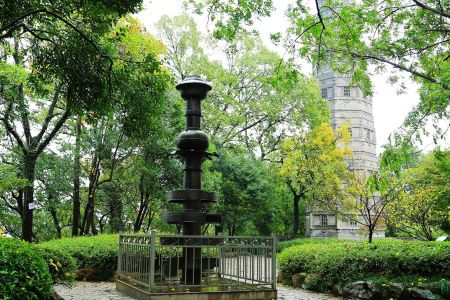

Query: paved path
[54,281,343,300]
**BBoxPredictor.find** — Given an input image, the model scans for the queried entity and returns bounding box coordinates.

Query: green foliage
[440,279,450,298]
[38,247,77,284]
[278,238,450,292]
[188,0,450,141]
[0,164,28,195]
[383,147,450,239]
[277,237,343,252]
[0,238,53,300]
[187,0,273,41]
[210,149,290,235]
[39,234,119,280]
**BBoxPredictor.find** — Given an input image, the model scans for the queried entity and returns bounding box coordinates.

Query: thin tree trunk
[72,116,82,236]
[134,174,151,232]
[49,202,62,238]
[81,125,102,235]
[368,227,373,243]
[21,154,37,242]
[291,194,300,239]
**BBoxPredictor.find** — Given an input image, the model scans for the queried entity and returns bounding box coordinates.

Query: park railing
[117,233,277,292]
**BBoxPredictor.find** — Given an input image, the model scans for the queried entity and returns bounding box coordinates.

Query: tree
[386,186,437,241]
[156,14,330,157]
[210,149,290,235]
[188,0,450,141]
[279,122,351,237]
[156,14,333,236]
[35,152,73,239]
[0,11,170,241]
[336,172,388,243]
[0,163,28,237]
[385,149,450,239]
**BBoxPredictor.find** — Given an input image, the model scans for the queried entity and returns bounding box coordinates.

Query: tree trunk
[107,185,123,233]
[291,194,300,239]
[21,154,37,242]
[49,204,62,238]
[72,116,82,236]
[368,227,373,243]
[81,128,101,235]
[134,175,150,232]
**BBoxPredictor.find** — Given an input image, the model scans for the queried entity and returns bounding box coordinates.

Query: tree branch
[35,86,61,144]
[412,0,450,19]
[36,109,71,154]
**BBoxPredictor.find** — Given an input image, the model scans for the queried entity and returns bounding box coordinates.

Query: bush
[38,247,77,284]
[277,237,345,252]
[0,238,53,300]
[39,234,119,281]
[278,239,450,293]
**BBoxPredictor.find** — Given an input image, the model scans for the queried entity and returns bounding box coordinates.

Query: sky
[136,0,424,154]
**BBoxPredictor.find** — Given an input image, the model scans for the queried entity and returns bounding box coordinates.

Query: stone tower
[305,0,383,238]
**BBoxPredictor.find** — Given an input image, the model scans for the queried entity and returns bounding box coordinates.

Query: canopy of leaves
[188,0,450,142]
[279,122,351,204]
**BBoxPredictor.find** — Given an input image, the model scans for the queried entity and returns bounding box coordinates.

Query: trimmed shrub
[278,237,345,252]
[278,239,450,293]
[39,234,119,281]
[0,238,53,300]
[38,247,77,284]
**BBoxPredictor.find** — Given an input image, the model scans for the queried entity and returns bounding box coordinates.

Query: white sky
[136,0,427,154]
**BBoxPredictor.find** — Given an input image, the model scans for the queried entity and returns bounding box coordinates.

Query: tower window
[321,215,328,226]
[321,88,328,99]
[343,86,351,97]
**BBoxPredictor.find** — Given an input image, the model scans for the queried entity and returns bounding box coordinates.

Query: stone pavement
[54,281,343,300]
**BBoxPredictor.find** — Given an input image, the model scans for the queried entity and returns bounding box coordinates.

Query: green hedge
[38,247,77,284]
[278,239,450,292]
[278,237,345,252]
[0,238,53,300]
[39,234,118,281]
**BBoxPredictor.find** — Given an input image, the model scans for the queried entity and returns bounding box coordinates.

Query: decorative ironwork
[117,233,277,292]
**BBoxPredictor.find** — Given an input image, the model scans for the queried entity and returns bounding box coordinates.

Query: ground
[54,281,342,300]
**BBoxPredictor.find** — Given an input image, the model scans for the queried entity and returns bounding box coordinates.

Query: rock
[332,284,343,296]
[380,282,404,299]
[292,272,307,288]
[406,287,436,300]
[342,281,383,300]
[417,282,441,294]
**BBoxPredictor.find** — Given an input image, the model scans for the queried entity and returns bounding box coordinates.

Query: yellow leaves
[280,122,351,202]
[49,258,59,272]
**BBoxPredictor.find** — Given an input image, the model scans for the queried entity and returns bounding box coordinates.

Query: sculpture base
[116,278,277,300]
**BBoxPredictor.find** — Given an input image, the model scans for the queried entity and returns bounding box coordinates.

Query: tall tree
[0,10,169,241]
[279,122,351,237]
[386,148,450,239]
[189,0,450,141]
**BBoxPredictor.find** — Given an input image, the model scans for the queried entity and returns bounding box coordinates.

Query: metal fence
[117,233,277,292]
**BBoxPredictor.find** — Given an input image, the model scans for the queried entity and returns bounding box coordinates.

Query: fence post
[271,233,277,289]
[117,234,123,277]
[217,232,222,279]
[149,232,156,291]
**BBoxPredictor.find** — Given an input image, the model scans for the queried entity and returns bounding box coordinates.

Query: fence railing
[117,233,277,292]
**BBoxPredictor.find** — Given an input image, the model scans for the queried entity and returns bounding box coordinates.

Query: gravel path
[54,281,343,300]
